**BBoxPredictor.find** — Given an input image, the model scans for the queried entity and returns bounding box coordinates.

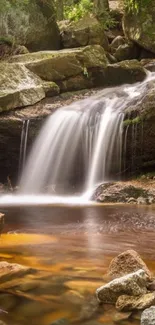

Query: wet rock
[62,290,84,305]
[137,197,147,205]
[93,60,147,88]
[127,197,137,204]
[96,269,149,304]
[0,293,17,310]
[141,306,155,325]
[113,311,132,323]
[116,293,155,312]
[59,16,109,50]
[50,319,69,325]
[0,261,34,282]
[79,297,99,321]
[108,250,151,279]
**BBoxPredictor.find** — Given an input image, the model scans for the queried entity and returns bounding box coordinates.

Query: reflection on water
[0,204,154,325]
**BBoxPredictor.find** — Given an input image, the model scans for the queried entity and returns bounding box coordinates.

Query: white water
[0,72,154,206]
[18,119,30,176]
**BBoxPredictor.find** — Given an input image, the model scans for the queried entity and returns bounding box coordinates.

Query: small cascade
[19,120,30,176]
[18,71,155,197]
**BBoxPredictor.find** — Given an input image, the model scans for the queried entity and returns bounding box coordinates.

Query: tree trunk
[94,0,109,15]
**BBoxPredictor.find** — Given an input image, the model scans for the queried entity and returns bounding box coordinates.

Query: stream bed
[0,204,155,325]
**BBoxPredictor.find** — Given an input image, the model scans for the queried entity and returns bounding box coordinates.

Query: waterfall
[18,72,155,197]
[19,120,30,176]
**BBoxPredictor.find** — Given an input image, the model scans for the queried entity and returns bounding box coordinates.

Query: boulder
[110,36,126,52]
[15,45,108,82]
[116,293,155,312]
[59,16,109,50]
[0,62,45,112]
[96,269,149,304]
[114,43,140,62]
[0,0,60,51]
[108,250,151,279]
[123,1,155,54]
[93,60,147,87]
[141,306,155,325]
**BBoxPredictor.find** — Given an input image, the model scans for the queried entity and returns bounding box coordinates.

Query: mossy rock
[0,0,60,51]
[59,15,109,50]
[123,1,155,54]
[0,62,45,112]
[9,45,108,82]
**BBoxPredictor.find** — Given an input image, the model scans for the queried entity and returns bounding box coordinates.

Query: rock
[111,36,126,52]
[108,250,152,279]
[141,59,155,72]
[113,311,132,323]
[43,82,60,97]
[92,183,151,205]
[0,62,45,112]
[13,45,29,55]
[0,261,34,282]
[93,60,147,87]
[123,0,155,54]
[114,43,140,62]
[0,0,60,51]
[137,197,147,205]
[127,197,137,204]
[141,306,155,325]
[16,45,108,82]
[96,269,149,304]
[116,293,155,312]
[59,16,109,50]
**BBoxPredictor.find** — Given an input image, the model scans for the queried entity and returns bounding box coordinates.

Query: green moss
[120,185,148,198]
[123,116,142,126]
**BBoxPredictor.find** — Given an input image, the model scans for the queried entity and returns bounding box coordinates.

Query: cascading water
[0,71,155,205]
[18,120,30,176]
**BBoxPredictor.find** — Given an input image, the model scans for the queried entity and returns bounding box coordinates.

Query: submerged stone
[116,293,155,311]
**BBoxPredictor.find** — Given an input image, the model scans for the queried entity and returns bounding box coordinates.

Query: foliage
[64,0,93,21]
[97,10,117,29]
[124,0,152,14]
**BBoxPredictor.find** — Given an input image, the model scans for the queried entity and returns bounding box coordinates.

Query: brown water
[0,204,155,325]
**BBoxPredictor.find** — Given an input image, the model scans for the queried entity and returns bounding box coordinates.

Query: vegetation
[124,0,152,13]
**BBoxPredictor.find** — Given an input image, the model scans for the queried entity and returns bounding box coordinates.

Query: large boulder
[123,1,155,54]
[108,250,152,279]
[10,45,108,82]
[96,269,149,304]
[0,0,60,51]
[141,306,155,325]
[59,16,109,50]
[0,62,45,112]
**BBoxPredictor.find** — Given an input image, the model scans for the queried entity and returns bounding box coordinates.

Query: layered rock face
[0,0,60,51]
[123,1,155,54]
